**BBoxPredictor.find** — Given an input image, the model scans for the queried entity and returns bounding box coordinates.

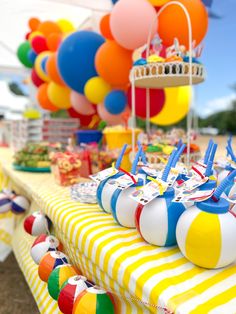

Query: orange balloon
[46,53,65,86]
[37,21,62,38]
[47,33,62,51]
[100,14,114,40]
[158,0,208,48]
[95,41,133,87]
[29,18,41,31]
[37,83,58,112]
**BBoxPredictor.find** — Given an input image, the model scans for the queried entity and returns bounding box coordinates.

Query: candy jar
[135,144,186,246]
[176,170,236,269]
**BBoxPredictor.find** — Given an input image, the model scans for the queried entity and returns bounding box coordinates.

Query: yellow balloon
[148,0,170,6]
[151,86,192,126]
[35,51,51,82]
[29,31,43,43]
[57,19,75,33]
[23,108,41,119]
[84,77,111,105]
[47,82,71,109]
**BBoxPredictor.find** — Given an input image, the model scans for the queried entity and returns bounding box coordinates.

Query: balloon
[68,108,96,127]
[57,19,75,33]
[46,53,65,85]
[25,32,31,40]
[70,91,96,116]
[28,49,37,64]
[84,76,111,105]
[35,51,51,82]
[95,41,132,87]
[158,0,208,48]
[127,87,165,118]
[31,35,48,54]
[97,103,124,125]
[150,86,192,125]
[47,82,71,109]
[104,90,126,115]
[46,33,62,51]
[31,69,44,87]
[148,0,170,5]
[29,31,43,43]
[37,83,58,111]
[58,31,105,93]
[17,41,33,68]
[110,0,157,50]
[29,18,41,31]
[38,21,62,38]
[100,14,114,40]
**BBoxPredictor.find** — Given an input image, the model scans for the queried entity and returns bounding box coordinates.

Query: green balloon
[17,41,33,68]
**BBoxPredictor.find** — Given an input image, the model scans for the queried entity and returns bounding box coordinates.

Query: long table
[0,148,236,314]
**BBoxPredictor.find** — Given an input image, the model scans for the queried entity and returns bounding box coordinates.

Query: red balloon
[68,108,96,127]
[31,36,48,54]
[31,69,44,87]
[127,87,165,119]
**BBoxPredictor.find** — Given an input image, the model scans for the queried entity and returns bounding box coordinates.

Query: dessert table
[0,148,235,314]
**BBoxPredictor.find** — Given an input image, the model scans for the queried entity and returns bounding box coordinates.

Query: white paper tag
[141,166,159,177]
[175,175,209,192]
[89,167,119,183]
[173,189,214,203]
[191,162,207,177]
[157,168,180,187]
[109,174,138,190]
[129,178,168,205]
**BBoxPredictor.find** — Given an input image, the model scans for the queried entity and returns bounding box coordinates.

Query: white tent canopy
[0,0,113,75]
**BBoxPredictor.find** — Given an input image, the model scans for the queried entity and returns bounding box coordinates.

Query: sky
[197,0,236,117]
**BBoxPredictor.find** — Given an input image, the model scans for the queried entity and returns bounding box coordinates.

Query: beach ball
[58,31,105,93]
[0,195,12,213]
[31,234,63,264]
[176,199,236,268]
[48,264,78,300]
[38,251,68,282]
[135,188,186,246]
[73,287,115,314]
[11,196,30,214]
[24,211,51,236]
[58,276,93,314]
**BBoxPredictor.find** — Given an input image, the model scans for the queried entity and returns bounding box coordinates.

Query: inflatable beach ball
[38,251,68,282]
[58,276,93,314]
[73,287,115,314]
[24,211,51,236]
[31,234,63,264]
[0,194,12,213]
[48,264,78,300]
[176,201,236,269]
[11,195,30,214]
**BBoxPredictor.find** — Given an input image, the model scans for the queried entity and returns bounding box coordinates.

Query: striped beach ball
[31,234,63,264]
[24,211,51,236]
[135,188,186,246]
[11,195,30,214]
[58,276,93,314]
[38,251,68,282]
[48,264,78,300]
[176,198,236,268]
[72,287,115,314]
[0,194,12,213]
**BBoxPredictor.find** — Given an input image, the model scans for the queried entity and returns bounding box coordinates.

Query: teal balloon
[17,41,33,68]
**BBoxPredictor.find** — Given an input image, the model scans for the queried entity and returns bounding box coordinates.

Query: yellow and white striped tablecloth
[0,148,236,314]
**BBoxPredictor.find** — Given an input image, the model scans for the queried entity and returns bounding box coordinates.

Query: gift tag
[157,167,180,187]
[141,166,159,177]
[173,189,214,203]
[89,167,118,183]
[109,173,138,190]
[129,178,168,205]
[191,161,206,177]
[176,175,209,191]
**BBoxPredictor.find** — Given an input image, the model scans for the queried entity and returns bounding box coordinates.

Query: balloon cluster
[24,211,115,314]
[17,0,208,126]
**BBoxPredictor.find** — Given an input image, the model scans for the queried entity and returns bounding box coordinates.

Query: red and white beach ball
[11,195,30,214]
[31,234,63,264]
[24,211,51,236]
[58,276,93,314]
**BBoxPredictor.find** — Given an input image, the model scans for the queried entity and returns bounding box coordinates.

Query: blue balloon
[111,0,119,4]
[104,90,127,115]
[27,49,37,64]
[41,56,49,74]
[57,31,105,93]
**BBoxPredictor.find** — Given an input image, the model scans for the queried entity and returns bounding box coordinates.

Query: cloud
[198,94,235,117]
